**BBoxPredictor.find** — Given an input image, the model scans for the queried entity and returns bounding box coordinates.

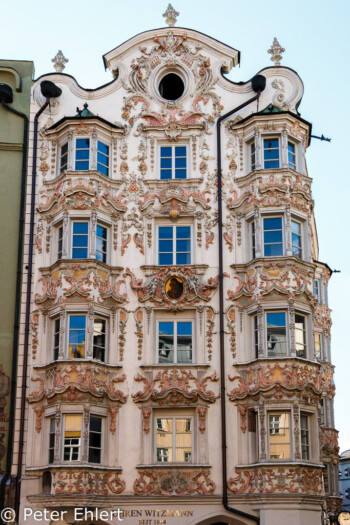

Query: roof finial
[268,38,285,67]
[52,50,68,73]
[163,4,179,27]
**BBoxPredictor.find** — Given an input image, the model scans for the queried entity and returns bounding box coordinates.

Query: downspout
[14,80,61,518]
[216,74,266,524]
[0,91,29,511]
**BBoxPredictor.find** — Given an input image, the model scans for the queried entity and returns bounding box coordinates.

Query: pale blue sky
[2,0,350,450]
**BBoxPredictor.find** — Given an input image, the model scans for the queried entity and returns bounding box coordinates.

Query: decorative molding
[134,468,215,495]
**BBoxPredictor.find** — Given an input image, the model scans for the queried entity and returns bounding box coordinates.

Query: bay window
[300,413,310,460]
[252,310,310,359]
[97,141,109,176]
[51,313,108,361]
[60,143,68,173]
[291,220,302,258]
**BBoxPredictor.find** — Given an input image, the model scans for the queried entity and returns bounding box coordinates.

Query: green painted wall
[0,60,34,477]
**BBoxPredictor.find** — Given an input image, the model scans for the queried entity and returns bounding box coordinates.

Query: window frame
[295,313,307,358]
[263,216,284,257]
[268,411,291,460]
[291,219,303,258]
[60,142,68,174]
[93,316,108,362]
[300,412,310,460]
[159,144,188,180]
[154,414,193,465]
[67,313,87,360]
[263,137,280,169]
[63,414,82,462]
[157,224,192,266]
[97,140,110,177]
[88,415,103,464]
[75,137,91,171]
[71,220,89,260]
[157,319,194,364]
[288,140,297,170]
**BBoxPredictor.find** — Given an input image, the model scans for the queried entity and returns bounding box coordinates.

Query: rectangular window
[268,412,290,459]
[254,315,259,359]
[158,321,192,364]
[97,141,109,176]
[263,217,283,256]
[68,315,86,358]
[96,224,107,263]
[291,220,302,258]
[251,221,256,259]
[60,143,68,173]
[288,141,296,170]
[156,417,192,463]
[320,398,325,426]
[75,138,90,171]
[300,413,310,460]
[63,414,82,461]
[313,279,320,300]
[57,226,63,260]
[72,221,89,259]
[323,465,329,493]
[160,146,187,179]
[49,417,55,464]
[88,416,102,463]
[250,142,256,171]
[264,138,280,169]
[93,318,106,362]
[295,314,306,358]
[158,226,191,265]
[53,318,60,361]
[266,312,287,357]
[315,332,322,360]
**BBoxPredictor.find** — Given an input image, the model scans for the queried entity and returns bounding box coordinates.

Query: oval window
[159,73,185,101]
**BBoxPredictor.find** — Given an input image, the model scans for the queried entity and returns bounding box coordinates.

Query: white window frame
[157,319,194,364]
[71,220,89,260]
[97,140,110,177]
[66,313,87,360]
[288,140,297,170]
[263,215,284,257]
[59,142,68,174]
[93,316,108,362]
[74,137,91,171]
[154,414,194,464]
[63,414,82,462]
[60,413,104,464]
[159,143,188,180]
[268,410,291,460]
[263,136,280,169]
[300,412,310,460]
[291,218,303,258]
[157,224,193,266]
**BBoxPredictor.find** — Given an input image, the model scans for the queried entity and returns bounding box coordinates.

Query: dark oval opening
[159,73,184,101]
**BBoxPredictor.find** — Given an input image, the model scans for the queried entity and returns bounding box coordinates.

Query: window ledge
[26,464,122,472]
[236,462,323,469]
[136,464,211,469]
[39,259,124,275]
[140,364,210,370]
[141,264,209,276]
[144,178,203,186]
[231,256,314,270]
[33,359,123,370]
[233,356,322,367]
[44,170,123,187]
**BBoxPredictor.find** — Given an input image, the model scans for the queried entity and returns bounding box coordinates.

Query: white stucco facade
[11,14,341,525]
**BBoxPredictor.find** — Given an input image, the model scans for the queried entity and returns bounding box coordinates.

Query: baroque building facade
[12,8,341,525]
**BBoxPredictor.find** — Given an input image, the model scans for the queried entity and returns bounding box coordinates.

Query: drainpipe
[216,74,266,524]
[0,88,29,512]
[14,80,61,519]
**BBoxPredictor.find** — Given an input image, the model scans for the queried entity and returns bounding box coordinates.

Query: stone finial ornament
[163,3,179,27]
[51,50,68,73]
[268,38,285,66]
